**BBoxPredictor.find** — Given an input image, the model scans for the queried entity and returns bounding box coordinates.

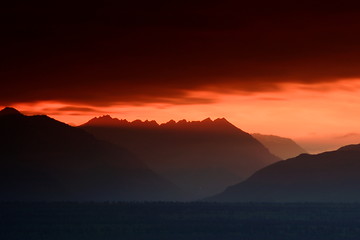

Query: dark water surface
[1,202,360,240]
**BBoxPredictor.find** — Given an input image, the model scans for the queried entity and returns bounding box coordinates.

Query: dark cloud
[2,0,360,106]
[49,106,98,113]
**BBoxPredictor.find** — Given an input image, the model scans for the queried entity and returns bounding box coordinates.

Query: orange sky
[8,79,360,153]
[3,1,360,153]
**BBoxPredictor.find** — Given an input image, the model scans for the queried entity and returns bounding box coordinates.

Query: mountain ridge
[0,107,182,201]
[81,115,280,199]
[208,143,360,202]
[252,133,307,159]
[83,115,235,129]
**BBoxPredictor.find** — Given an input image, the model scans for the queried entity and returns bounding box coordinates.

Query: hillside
[0,108,181,201]
[209,144,360,202]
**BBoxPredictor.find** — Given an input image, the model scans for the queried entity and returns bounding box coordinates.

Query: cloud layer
[2,1,360,106]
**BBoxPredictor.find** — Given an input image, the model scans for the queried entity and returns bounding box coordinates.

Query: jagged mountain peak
[83,115,161,127]
[214,117,229,122]
[201,117,212,123]
[83,116,236,130]
[81,115,279,199]
[83,115,128,126]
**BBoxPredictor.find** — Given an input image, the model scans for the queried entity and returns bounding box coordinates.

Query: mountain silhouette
[209,144,360,202]
[0,107,22,116]
[252,133,307,159]
[0,108,181,201]
[81,116,280,199]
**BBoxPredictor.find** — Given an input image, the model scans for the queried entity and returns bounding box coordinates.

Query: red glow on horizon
[6,79,360,153]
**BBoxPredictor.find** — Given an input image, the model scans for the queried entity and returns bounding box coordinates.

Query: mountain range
[209,144,360,202]
[0,107,181,201]
[252,133,307,159]
[5,107,360,202]
[81,115,280,198]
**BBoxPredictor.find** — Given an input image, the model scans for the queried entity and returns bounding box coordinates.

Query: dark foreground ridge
[2,202,360,240]
[209,144,360,202]
[0,107,182,201]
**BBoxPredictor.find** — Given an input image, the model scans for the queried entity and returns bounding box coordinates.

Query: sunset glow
[6,1,360,231]
[3,1,360,154]
[6,79,360,153]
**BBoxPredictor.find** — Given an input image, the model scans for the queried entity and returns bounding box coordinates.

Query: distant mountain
[252,133,307,159]
[0,107,181,201]
[81,116,280,199]
[209,144,360,202]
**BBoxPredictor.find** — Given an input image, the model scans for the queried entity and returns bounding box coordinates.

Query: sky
[2,0,360,153]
